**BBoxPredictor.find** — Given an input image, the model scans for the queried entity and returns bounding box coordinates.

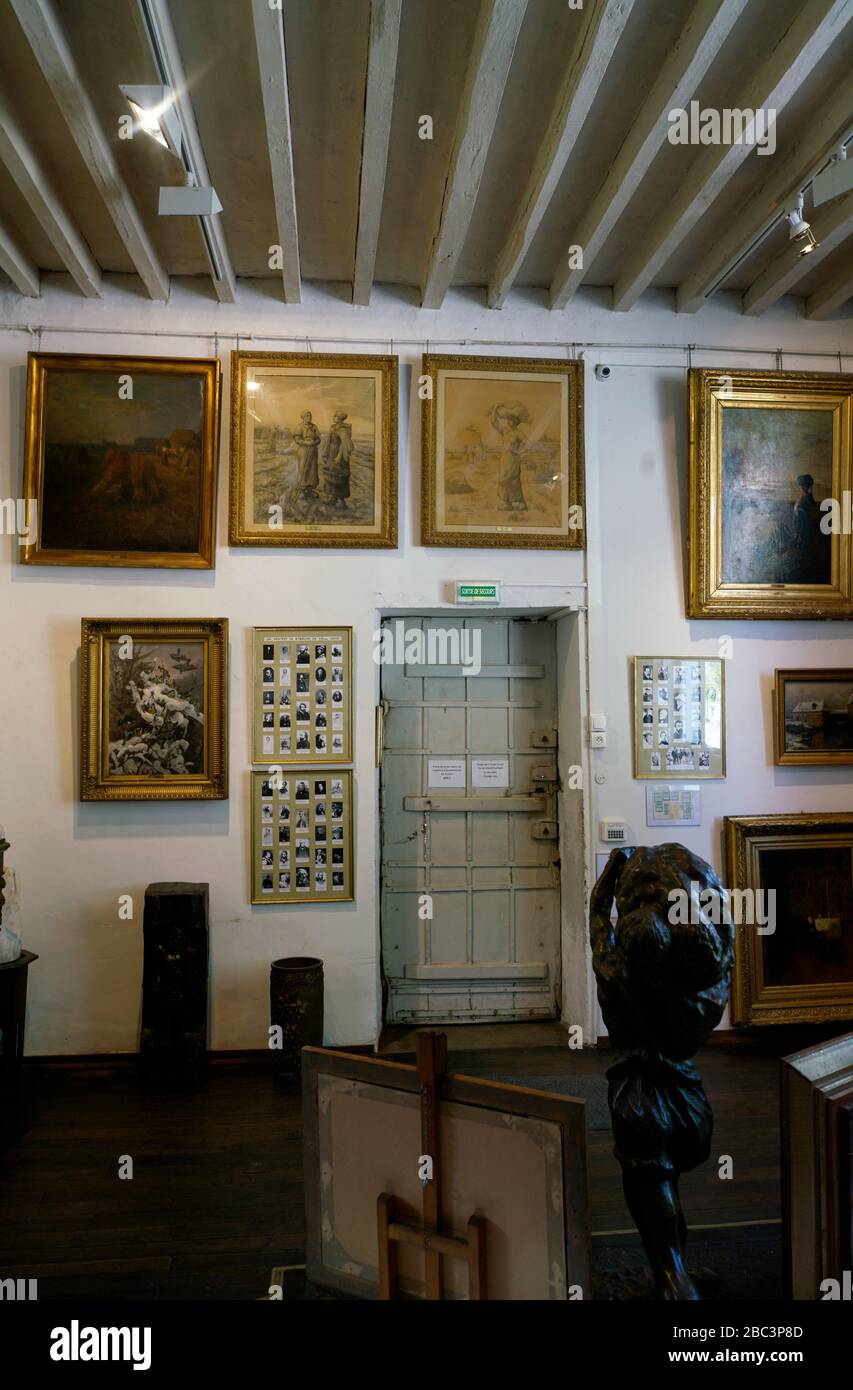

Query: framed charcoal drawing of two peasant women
[421,355,585,549]
[229,352,397,548]
[21,353,221,568]
[688,368,853,618]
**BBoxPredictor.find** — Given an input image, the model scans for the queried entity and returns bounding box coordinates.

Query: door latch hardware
[531,820,559,840]
[531,728,557,748]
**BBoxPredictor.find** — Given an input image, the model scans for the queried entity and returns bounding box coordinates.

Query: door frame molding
[373,600,596,1045]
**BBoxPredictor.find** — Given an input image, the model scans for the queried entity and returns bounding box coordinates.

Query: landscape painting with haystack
[421,355,584,549]
[230,353,397,548]
[21,354,220,568]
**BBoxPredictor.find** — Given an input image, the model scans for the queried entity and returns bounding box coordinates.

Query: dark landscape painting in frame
[22,353,221,568]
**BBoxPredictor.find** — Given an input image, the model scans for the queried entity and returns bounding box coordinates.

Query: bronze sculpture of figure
[590,844,734,1300]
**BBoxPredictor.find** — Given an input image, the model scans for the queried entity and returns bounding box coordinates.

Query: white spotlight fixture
[786,194,810,241]
[120,84,182,160]
[785,194,819,258]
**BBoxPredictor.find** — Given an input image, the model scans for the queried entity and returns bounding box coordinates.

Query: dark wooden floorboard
[0,1042,787,1299]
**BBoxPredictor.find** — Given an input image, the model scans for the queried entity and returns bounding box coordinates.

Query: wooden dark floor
[0,1035,788,1300]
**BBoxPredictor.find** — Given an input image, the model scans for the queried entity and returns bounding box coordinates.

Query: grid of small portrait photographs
[633,656,725,779]
[252,769,353,904]
[253,626,351,764]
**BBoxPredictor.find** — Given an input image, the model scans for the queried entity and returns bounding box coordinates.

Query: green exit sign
[454,581,501,604]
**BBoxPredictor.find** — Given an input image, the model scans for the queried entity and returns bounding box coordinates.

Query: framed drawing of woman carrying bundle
[687,368,853,619]
[421,355,585,549]
[229,352,397,548]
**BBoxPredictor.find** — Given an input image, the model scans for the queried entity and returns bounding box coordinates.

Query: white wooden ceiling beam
[742,189,853,315]
[251,0,301,304]
[0,217,40,297]
[487,0,635,310]
[8,0,169,300]
[134,0,236,303]
[421,0,527,310]
[353,0,402,306]
[806,253,853,319]
[549,0,748,309]
[677,71,853,313]
[0,103,102,298]
[612,0,852,312]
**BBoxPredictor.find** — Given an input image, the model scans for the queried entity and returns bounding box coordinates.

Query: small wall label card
[645,784,702,827]
[252,769,354,904]
[253,627,352,765]
[633,656,725,779]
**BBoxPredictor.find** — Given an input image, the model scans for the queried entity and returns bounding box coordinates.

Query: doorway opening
[378,613,589,1030]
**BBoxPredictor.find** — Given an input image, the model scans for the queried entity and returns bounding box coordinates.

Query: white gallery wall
[0,277,851,1054]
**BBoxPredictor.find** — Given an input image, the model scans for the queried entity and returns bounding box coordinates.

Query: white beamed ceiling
[0,0,850,314]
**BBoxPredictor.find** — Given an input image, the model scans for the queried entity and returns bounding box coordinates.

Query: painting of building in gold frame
[421,355,585,549]
[229,352,397,548]
[725,813,853,1026]
[774,669,853,766]
[687,369,853,619]
[21,353,221,569]
[251,769,353,904]
[80,618,228,801]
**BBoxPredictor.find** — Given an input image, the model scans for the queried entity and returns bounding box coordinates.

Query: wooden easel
[376,1030,487,1300]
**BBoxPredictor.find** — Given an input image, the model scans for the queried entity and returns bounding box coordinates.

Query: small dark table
[0,950,38,1102]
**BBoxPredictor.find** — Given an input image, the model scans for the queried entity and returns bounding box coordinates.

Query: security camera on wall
[595,364,612,381]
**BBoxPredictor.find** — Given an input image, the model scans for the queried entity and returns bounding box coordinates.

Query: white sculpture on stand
[0,827,22,964]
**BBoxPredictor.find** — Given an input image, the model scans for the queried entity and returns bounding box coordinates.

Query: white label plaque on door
[471,757,509,789]
[427,758,466,789]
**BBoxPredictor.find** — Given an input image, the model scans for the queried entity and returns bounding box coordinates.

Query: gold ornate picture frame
[687,368,853,619]
[21,353,221,569]
[80,618,228,801]
[251,769,354,904]
[774,668,853,766]
[633,655,725,778]
[421,354,585,549]
[253,626,352,765]
[725,813,853,1026]
[229,351,397,548]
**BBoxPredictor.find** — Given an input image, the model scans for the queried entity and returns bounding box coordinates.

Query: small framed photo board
[633,656,725,779]
[253,626,352,765]
[251,769,354,904]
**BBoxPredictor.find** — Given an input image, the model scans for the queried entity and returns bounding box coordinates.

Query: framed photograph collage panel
[253,627,352,765]
[251,626,354,906]
[252,770,354,904]
[633,656,725,779]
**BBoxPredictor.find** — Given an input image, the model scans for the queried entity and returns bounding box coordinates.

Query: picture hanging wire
[2,321,848,368]
[777,348,784,371]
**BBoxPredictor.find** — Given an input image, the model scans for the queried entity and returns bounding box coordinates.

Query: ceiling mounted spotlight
[120,84,182,160]
[785,194,819,256]
[786,194,811,242]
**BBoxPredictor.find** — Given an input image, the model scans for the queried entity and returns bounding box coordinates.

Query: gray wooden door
[379,616,560,1024]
